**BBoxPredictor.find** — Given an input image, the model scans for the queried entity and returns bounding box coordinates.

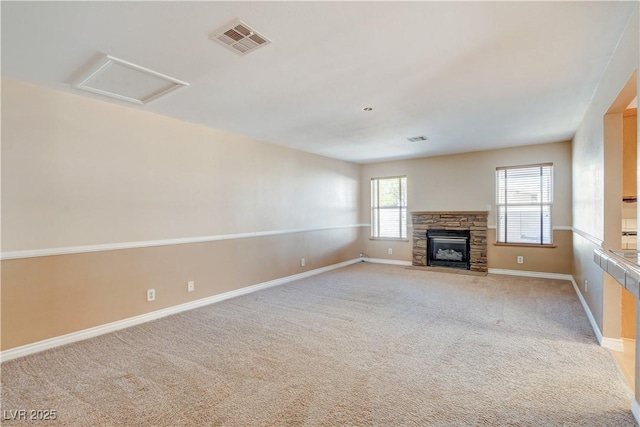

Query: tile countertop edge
[593,249,640,299]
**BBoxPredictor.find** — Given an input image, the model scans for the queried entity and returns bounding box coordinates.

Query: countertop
[594,249,640,298]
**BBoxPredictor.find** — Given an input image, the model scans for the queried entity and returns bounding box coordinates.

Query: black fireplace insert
[427,229,470,270]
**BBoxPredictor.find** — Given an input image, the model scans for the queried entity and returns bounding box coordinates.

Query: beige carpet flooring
[0,263,636,426]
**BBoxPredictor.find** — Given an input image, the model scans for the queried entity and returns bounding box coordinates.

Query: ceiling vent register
[210,19,271,56]
[407,136,428,142]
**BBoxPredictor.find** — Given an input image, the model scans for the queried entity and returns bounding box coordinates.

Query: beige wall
[622,110,637,199]
[1,228,359,350]
[622,111,638,340]
[571,4,639,336]
[360,141,573,274]
[488,229,572,274]
[1,79,361,351]
[1,79,359,251]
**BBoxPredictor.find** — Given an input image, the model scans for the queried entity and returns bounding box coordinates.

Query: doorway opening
[603,70,637,390]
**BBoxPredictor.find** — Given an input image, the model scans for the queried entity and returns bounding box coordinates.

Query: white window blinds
[371,176,407,239]
[496,164,553,245]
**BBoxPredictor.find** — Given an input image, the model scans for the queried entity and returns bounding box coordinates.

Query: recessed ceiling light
[407,136,429,142]
[362,107,373,112]
[71,55,189,105]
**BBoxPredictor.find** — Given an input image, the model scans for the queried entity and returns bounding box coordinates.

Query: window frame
[495,163,553,246]
[370,175,408,240]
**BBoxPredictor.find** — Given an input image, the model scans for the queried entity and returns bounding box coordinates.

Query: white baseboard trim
[0,258,362,363]
[366,258,413,266]
[489,268,618,350]
[568,276,605,346]
[601,337,626,352]
[568,276,626,351]
[632,399,640,426]
[488,268,573,281]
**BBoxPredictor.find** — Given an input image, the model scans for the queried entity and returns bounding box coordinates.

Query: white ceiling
[1,1,637,164]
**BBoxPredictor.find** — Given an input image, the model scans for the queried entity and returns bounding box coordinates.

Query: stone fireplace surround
[411,211,488,273]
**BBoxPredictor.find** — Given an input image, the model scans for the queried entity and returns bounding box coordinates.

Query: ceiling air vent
[407,136,428,142]
[209,19,271,56]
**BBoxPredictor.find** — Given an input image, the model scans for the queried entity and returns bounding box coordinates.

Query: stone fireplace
[411,211,488,273]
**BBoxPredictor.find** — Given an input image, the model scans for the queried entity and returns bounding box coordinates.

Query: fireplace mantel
[411,211,489,215]
[411,211,488,272]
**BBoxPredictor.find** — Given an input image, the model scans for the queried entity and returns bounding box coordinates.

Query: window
[371,176,407,239]
[496,164,553,245]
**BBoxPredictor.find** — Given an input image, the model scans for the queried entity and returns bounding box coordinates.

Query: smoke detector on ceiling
[209,19,271,56]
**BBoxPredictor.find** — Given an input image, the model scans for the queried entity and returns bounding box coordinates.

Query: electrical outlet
[147,288,156,302]
[517,256,524,264]
[585,279,588,292]
[301,258,306,267]
[388,248,393,255]
[188,281,195,292]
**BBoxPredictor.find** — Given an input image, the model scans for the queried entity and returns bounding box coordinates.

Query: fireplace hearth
[427,229,470,270]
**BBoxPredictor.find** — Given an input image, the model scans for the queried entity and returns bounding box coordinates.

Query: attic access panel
[71,55,189,105]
